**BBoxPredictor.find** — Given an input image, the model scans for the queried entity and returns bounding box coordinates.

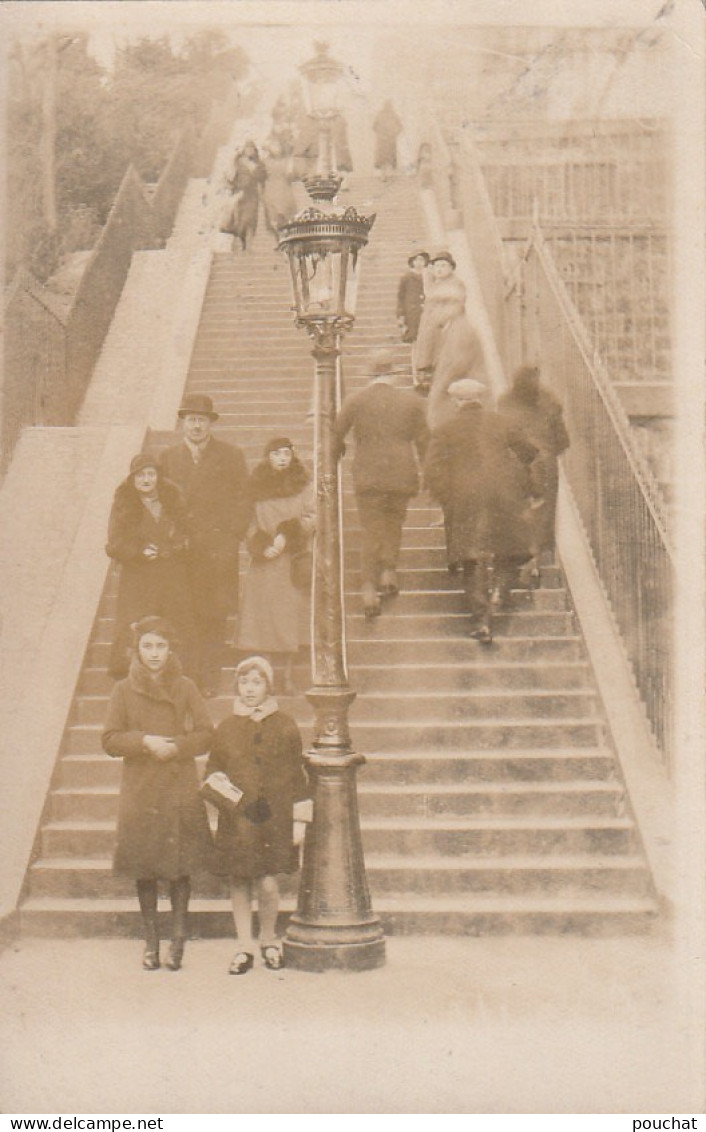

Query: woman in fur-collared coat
[106,452,194,679]
[236,438,315,692]
[102,616,214,971]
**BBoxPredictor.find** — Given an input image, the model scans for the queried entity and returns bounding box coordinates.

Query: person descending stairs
[19,173,659,939]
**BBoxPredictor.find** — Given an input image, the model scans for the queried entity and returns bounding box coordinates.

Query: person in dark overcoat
[498,365,570,564]
[396,251,429,344]
[206,656,310,974]
[335,351,429,618]
[102,616,214,971]
[424,379,538,643]
[225,141,267,251]
[373,100,403,178]
[159,393,250,696]
[106,452,193,680]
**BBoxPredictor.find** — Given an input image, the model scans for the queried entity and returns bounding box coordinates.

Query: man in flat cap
[424,378,538,643]
[160,393,250,694]
[335,351,429,619]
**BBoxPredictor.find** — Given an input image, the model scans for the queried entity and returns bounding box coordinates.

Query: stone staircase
[19,175,659,937]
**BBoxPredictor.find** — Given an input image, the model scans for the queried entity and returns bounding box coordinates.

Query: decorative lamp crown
[277,188,376,330]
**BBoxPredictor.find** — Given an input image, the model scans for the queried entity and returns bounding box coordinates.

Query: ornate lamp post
[276,47,385,973]
[299,40,344,178]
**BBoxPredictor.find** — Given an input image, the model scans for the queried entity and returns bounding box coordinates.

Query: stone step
[57,746,615,792]
[17,892,659,938]
[62,715,603,758]
[39,814,636,861]
[50,777,623,823]
[73,688,598,726]
[85,634,586,671]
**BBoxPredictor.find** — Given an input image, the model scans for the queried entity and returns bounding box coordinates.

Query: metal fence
[541,229,670,384]
[523,233,674,763]
[473,119,668,227]
[423,116,675,765]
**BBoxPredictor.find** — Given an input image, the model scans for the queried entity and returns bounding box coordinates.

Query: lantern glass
[300,43,344,117]
[289,243,360,323]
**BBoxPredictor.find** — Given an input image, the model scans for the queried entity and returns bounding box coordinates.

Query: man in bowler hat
[335,351,429,619]
[160,394,250,694]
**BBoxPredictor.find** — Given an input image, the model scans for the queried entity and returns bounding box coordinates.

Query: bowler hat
[447,378,486,402]
[408,250,430,268]
[177,393,219,421]
[430,249,456,269]
[129,452,159,476]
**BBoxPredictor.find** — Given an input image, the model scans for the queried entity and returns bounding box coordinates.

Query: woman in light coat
[236,438,315,693]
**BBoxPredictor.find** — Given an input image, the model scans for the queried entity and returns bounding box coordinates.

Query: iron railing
[524,232,674,763]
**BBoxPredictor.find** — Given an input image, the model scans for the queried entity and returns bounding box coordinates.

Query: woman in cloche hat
[105,452,194,679]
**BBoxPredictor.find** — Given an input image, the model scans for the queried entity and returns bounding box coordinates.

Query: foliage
[6,30,249,283]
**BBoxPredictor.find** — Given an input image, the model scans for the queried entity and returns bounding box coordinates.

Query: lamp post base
[283,933,386,973]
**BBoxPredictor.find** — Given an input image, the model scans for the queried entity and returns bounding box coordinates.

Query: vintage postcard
[0,0,704,1117]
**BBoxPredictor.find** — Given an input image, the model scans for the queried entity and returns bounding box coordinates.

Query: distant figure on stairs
[497,365,570,571]
[373,99,403,180]
[261,137,298,237]
[222,140,267,252]
[102,616,215,972]
[160,394,251,697]
[105,452,194,680]
[396,250,429,345]
[424,378,538,645]
[236,438,315,696]
[335,350,429,620]
[413,249,468,395]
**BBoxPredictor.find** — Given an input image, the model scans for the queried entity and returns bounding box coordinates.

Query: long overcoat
[497,388,570,552]
[237,462,316,654]
[207,707,309,878]
[105,477,193,678]
[424,404,538,565]
[335,381,430,496]
[262,155,297,231]
[159,438,250,625]
[226,156,267,247]
[102,655,214,879]
[373,103,403,169]
[396,270,425,342]
[413,274,468,372]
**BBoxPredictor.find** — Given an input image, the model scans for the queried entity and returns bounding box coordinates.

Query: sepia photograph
[0,0,704,1117]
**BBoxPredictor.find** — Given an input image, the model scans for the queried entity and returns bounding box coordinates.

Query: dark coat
[335,381,429,496]
[397,270,425,342]
[159,438,250,624]
[373,103,403,169]
[497,388,570,552]
[207,709,309,878]
[227,156,266,246]
[105,477,193,678]
[102,655,214,879]
[424,404,538,565]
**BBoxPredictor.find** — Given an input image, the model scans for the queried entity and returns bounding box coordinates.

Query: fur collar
[128,653,184,701]
[113,476,183,513]
[249,456,310,502]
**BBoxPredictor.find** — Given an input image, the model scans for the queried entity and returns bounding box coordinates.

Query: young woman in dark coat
[205,656,310,974]
[396,251,429,344]
[102,616,214,971]
[106,452,194,679]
